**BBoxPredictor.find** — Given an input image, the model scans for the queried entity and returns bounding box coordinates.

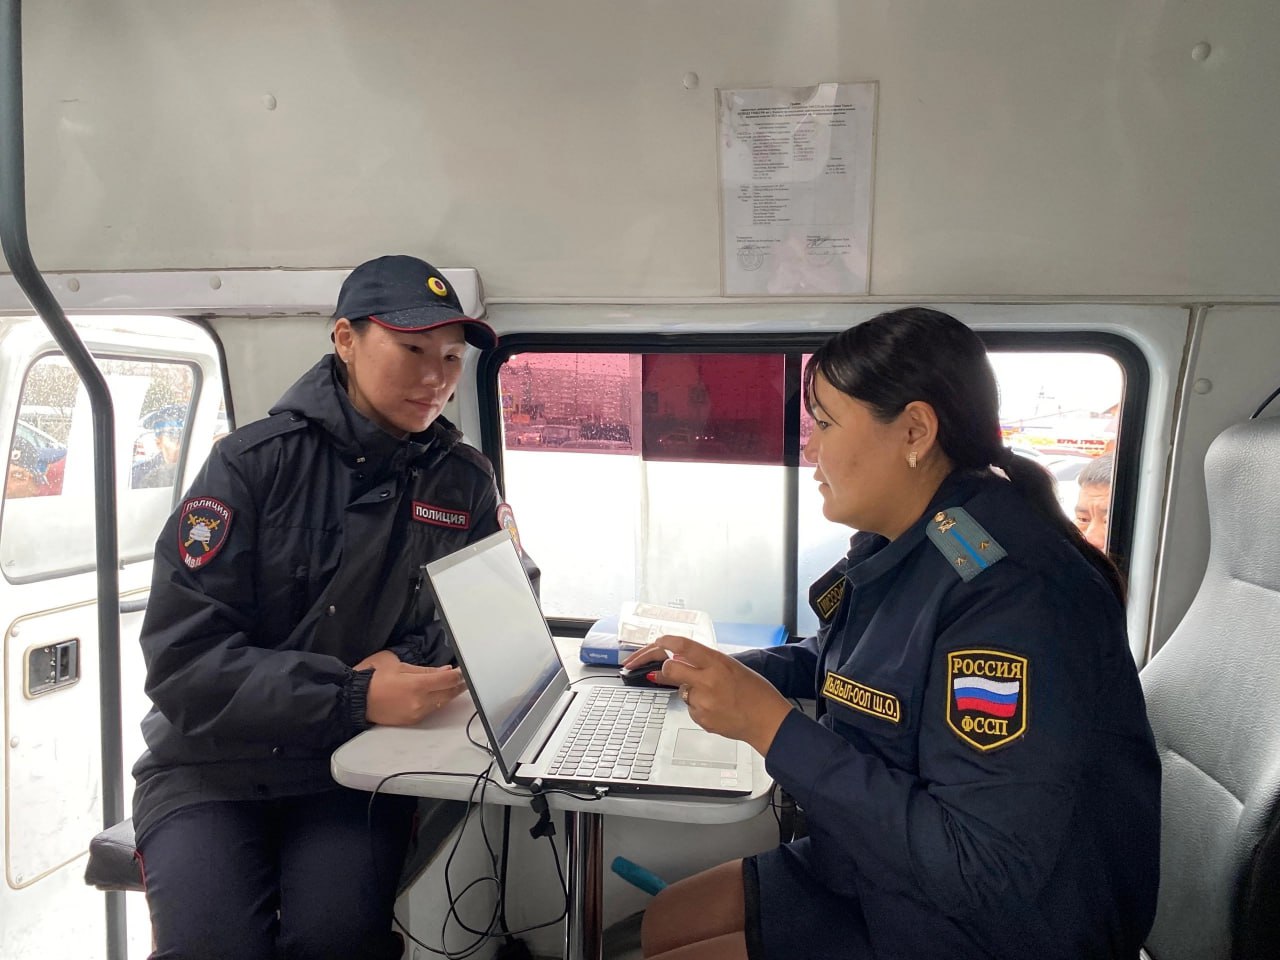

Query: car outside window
[493,343,1128,637]
[2,355,199,581]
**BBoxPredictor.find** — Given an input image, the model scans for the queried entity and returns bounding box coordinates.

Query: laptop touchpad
[670,729,738,769]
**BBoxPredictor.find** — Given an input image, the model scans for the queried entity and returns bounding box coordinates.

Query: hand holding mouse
[642,635,793,755]
[618,657,677,688]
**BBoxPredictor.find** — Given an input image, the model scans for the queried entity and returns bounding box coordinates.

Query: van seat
[84,819,143,892]
[1141,417,1280,960]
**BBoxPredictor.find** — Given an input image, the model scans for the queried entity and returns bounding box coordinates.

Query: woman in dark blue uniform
[626,308,1160,960]
[132,256,531,960]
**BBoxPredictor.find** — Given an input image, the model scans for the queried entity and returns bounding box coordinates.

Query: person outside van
[625,309,1160,960]
[1074,451,1115,551]
[132,255,531,960]
[131,404,187,489]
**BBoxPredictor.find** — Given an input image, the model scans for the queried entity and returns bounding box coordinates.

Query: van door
[0,314,225,960]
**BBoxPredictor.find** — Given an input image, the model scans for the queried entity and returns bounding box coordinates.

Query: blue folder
[579,615,787,665]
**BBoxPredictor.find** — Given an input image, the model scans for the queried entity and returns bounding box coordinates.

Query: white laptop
[425,531,753,797]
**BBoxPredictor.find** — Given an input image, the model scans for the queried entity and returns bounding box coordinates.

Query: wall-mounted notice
[718,82,876,296]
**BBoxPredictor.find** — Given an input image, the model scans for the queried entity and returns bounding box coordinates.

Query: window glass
[497,345,1127,639]
[500,353,788,624]
[641,355,784,465]
[989,352,1122,555]
[2,355,198,581]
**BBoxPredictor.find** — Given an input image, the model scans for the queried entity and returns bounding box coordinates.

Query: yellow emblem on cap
[427,276,448,297]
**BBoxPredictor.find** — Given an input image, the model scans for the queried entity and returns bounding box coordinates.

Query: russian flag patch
[946,648,1028,751]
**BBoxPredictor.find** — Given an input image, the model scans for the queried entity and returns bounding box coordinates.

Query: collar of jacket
[268,354,464,472]
[843,468,994,587]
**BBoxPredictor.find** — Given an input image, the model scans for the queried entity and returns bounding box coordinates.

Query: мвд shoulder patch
[178,497,234,570]
[926,507,1007,582]
[946,648,1028,751]
[496,502,522,553]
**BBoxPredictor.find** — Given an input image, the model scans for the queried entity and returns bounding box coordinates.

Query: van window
[493,342,1130,636]
[1,354,199,582]
[499,352,793,627]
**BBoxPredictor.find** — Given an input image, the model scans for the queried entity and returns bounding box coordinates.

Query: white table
[331,640,772,960]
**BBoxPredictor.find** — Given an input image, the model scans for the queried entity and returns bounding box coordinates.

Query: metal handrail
[0,4,127,958]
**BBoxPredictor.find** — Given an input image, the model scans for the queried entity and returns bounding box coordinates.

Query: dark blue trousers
[137,788,416,960]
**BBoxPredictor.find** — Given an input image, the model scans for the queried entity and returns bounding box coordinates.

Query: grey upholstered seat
[1140,417,1280,960]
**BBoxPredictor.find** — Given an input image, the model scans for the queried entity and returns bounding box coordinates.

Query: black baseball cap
[333,255,497,350]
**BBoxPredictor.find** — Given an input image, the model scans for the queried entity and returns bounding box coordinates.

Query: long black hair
[804,307,1124,604]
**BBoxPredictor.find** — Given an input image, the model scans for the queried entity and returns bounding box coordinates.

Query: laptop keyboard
[546,686,668,782]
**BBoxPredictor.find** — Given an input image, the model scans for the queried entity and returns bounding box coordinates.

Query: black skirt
[744,837,872,959]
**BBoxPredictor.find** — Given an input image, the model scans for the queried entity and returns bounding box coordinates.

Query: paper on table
[617,601,718,651]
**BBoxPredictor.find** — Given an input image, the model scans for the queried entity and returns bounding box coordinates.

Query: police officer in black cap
[625,309,1160,960]
[132,403,187,489]
[133,255,534,959]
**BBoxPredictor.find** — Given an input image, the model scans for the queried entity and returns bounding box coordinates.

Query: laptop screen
[425,531,568,774]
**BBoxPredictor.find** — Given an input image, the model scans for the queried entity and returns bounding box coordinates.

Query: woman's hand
[649,635,794,756]
[621,643,670,669]
[354,649,402,673]
[365,662,467,726]
[620,642,674,681]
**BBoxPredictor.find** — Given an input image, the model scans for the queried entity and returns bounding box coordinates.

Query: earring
[907,451,918,469]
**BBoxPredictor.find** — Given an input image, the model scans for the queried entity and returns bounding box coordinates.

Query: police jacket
[736,469,1160,960]
[132,355,526,839]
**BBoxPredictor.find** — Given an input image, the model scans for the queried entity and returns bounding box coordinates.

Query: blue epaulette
[925,507,1007,582]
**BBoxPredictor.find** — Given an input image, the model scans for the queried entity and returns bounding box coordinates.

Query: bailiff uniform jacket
[735,469,1160,960]
[132,355,531,841]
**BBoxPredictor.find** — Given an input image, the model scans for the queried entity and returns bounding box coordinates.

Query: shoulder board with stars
[925,507,1007,582]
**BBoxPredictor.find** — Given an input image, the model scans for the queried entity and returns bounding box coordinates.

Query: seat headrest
[1203,418,1280,591]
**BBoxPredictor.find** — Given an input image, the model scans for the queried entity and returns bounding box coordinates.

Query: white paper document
[717,82,877,296]
[616,601,718,651]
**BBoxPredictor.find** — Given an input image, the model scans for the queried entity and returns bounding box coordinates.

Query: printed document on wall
[718,83,876,296]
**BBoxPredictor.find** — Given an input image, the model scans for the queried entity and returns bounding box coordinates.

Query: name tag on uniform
[412,501,471,530]
[822,671,902,724]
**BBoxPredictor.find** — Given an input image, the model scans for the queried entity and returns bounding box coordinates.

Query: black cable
[498,807,514,941]
[501,834,571,935]
[767,782,784,834]
[568,672,617,685]
[465,711,492,753]
[371,768,494,958]
[440,769,502,949]
[1251,383,1280,419]
[366,767,605,957]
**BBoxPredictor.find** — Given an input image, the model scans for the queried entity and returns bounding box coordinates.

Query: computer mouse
[618,658,672,687]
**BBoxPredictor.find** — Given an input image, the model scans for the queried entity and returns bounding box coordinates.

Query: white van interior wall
[15,1,1280,300]
[212,316,333,426]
